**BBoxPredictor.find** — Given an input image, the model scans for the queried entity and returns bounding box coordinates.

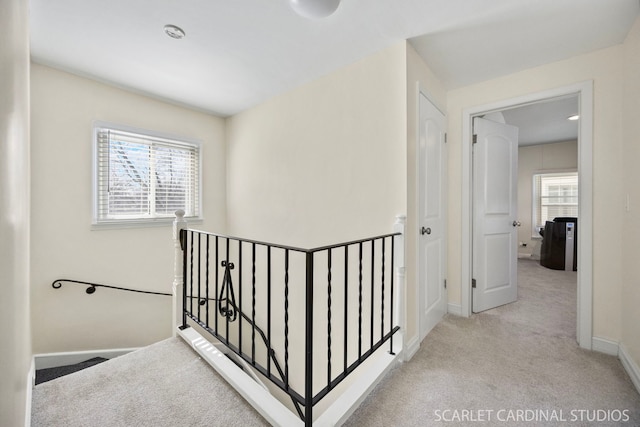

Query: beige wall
[0,0,32,425]
[517,141,578,257]
[30,64,227,353]
[226,43,407,248]
[446,45,624,341]
[405,43,447,345]
[621,17,640,374]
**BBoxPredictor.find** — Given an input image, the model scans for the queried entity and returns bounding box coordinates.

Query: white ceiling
[30,0,639,118]
[502,95,580,146]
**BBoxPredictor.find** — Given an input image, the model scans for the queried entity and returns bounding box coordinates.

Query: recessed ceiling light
[567,114,580,121]
[164,24,185,39]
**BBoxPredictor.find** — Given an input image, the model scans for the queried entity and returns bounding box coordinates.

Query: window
[532,172,578,237]
[93,123,200,226]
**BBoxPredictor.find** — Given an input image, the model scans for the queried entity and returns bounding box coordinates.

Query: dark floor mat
[35,357,109,385]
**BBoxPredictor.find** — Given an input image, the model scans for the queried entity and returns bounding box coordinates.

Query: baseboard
[591,337,619,356]
[404,335,420,362]
[619,343,640,395]
[33,347,139,370]
[447,303,462,316]
[25,359,34,427]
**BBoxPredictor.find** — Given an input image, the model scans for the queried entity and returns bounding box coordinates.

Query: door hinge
[444,279,447,289]
[444,133,448,143]
[472,134,478,144]
[472,278,477,288]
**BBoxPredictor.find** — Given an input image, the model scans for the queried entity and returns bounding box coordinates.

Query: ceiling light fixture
[164,24,186,39]
[567,114,580,121]
[289,0,341,19]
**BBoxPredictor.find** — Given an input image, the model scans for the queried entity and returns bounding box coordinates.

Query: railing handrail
[184,227,401,254]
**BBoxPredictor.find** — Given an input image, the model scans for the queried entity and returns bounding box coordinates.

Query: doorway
[461,82,593,349]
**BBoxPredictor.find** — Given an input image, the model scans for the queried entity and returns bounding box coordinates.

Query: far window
[93,123,201,226]
[532,172,578,237]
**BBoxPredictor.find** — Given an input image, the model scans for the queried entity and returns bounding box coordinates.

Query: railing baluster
[381,237,385,342]
[190,231,194,316]
[343,245,348,374]
[390,236,395,355]
[206,234,210,328]
[284,249,289,390]
[252,243,256,365]
[327,248,332,389]
[181,229,188,328]
[267,246,272,377]
[239,241,243,356]
[358,242,363,359]
[370,239,375,350]
[225,238,230,343]
[215,236,219,334]
[304,251,314,427]
[197,233,202,320]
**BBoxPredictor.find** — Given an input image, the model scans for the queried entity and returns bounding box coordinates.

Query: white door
[472,117,519,313]
[419,93,447,340]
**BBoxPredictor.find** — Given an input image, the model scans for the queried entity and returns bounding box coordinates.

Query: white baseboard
[447,303,462,316]
[33,347,139,370]
[404,335,420,362]
[26,359,34,427]
[591,337,619,356]
[619,343,640,395]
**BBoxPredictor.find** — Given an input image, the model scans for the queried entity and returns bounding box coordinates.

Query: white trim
[178,326,304,427]
[314,349,401,427]
[591,337,619,356]
[404,335,420,362]
[619,343,640,395]
[26,359,34,427]
[447,303,462,316]
[461,81,593,350]
[33,347,138,370]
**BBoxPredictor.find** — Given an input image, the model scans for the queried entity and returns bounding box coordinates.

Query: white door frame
[461,81,593,349]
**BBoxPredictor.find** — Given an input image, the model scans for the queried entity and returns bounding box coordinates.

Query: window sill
[91,217,203,231]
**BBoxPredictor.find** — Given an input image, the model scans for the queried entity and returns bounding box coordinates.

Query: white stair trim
[178,326,303,427]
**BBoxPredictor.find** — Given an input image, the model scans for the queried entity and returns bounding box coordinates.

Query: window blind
[533,172,578,235]
[95,127,200,223]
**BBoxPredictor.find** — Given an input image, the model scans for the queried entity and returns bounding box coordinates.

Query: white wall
[0,0,32,425]
[446,45,624,341]
[226,43,407,248]
[517,140,578,257]
[30,64,227,353]
[621,16,640,377]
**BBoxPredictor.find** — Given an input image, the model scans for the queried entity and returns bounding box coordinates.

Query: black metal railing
[179,229,401,425]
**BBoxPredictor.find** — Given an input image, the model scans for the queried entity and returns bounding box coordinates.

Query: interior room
[2,1,640,426]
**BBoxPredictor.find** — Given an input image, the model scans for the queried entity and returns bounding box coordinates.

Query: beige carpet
[31,337,268,427]
[344,259,640,426]
[32,260,640,426]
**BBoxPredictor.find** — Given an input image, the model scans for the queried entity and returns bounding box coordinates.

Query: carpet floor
[344,259,640,426]
[32,259,640,426]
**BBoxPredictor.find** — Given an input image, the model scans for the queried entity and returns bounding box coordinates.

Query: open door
[472,117,519,313]
[419,93,447,339]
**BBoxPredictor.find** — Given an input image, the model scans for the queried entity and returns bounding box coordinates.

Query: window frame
[531,169,578,238]
[92,121,203,229]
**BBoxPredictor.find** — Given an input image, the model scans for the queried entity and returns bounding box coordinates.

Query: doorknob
[421,227,431,235]
[512,221,521,227]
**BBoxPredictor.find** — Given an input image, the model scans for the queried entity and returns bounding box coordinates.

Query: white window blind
[94,125,200,225]
[532,172,578,236]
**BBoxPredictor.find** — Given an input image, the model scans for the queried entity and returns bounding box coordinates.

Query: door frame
[460,81,593,349]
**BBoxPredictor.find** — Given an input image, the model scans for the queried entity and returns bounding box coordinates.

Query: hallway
[344,259,640,426]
